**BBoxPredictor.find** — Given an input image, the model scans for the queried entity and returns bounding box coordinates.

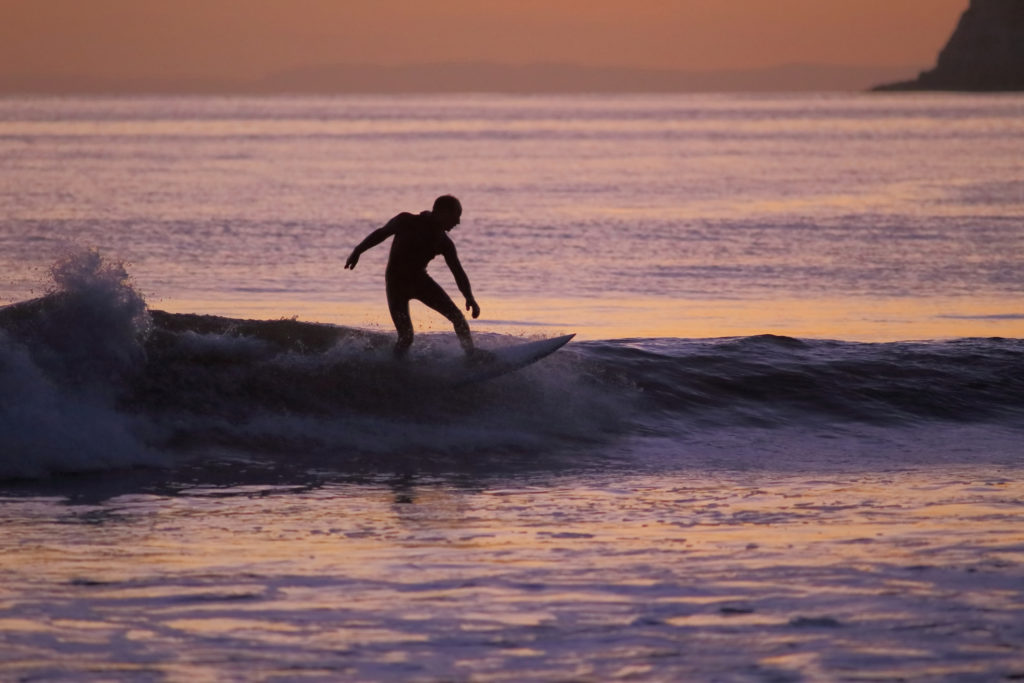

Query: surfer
[345,195,482,359]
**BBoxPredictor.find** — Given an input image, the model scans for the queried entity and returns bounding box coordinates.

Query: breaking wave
[1,251,1022,480]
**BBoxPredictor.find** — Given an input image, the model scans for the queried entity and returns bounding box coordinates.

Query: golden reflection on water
[1,471,1022,680]
[6,473,1021,583]
[160,294,1024,342]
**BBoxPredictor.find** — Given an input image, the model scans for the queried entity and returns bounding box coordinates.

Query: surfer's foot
[464,348,496,366]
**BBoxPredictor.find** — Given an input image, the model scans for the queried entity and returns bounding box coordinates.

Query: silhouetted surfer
[345,195,482,359]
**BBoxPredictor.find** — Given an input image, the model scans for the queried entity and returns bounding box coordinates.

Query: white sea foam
[0,332,161,478]
[42,248,151,383]
[0,249,160,478]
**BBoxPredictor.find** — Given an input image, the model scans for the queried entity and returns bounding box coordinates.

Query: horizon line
[0,61,925,95]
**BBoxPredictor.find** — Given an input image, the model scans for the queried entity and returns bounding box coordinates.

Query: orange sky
[0,0,967,82]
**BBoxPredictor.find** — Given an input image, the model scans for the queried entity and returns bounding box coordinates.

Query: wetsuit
[349,211,475,357]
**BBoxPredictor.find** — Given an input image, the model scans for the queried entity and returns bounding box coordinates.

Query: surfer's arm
[345,217,401,269]
[442,239,479,319]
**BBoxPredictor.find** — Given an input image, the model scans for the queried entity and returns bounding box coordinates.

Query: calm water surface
[3,466,1023,681]
[2,93,1022,339]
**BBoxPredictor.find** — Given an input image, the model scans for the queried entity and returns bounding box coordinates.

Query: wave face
[589,334,1024,427]
[1,252,1022,480]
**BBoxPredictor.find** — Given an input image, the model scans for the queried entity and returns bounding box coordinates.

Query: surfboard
[450,333,575,387]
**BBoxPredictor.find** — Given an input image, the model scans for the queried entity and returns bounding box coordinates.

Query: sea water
[1,94,1023,681]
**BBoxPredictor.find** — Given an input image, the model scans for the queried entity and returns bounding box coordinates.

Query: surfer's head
[432,195,462,231]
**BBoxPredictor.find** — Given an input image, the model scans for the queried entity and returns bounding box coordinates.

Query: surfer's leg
[386,281,414,358]
[414,275,474,354]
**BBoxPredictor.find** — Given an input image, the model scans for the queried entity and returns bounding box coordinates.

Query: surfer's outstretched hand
[344,251,359,269]
[466,297,480,319]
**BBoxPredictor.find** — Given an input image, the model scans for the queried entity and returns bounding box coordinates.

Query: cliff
[875,0,1024,91]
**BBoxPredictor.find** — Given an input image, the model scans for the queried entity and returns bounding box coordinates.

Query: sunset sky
[0,0,967,87]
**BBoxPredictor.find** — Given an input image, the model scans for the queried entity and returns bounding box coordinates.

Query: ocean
[1,93,1023,681]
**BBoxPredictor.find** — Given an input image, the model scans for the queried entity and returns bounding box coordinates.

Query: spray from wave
[0,249,161,478]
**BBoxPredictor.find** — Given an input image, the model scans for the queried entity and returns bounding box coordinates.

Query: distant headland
[874,0,1024,91]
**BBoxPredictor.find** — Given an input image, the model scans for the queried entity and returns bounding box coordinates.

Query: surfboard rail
[451,333,575,387]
